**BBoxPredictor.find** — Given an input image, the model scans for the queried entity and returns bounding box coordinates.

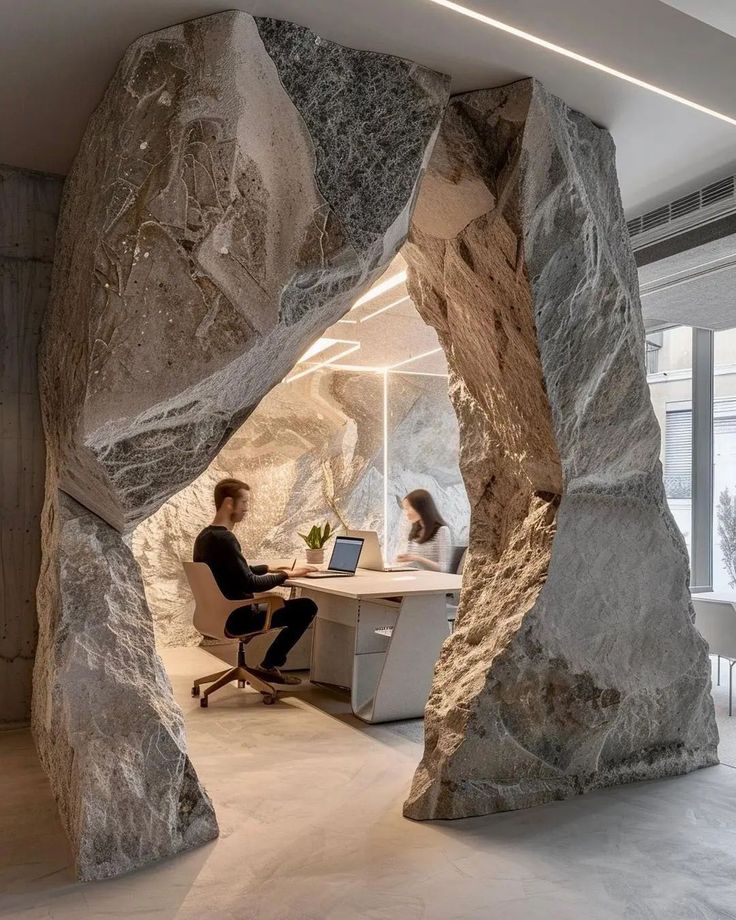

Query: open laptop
[305,535,364,578]
[346,530,415,572]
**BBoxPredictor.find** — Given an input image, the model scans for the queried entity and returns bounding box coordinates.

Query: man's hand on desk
[270,564,318,578]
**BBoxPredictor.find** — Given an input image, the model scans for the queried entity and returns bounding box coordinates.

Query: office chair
[183,561,286,707]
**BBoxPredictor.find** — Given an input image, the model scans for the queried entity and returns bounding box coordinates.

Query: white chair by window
[692,595,736,716]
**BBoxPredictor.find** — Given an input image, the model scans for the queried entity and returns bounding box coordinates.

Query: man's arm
[218,533,288,595]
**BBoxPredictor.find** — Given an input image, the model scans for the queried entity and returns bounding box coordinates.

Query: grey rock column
[403,79,717,820]
[35,10,448,878]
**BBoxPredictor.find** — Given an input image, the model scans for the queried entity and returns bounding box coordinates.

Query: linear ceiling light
[285,341,361,382]
[359,295,411,323]
[352,270,408,309]
[424,0,736,127]
[387,347,444,371]
[297,337,339,363]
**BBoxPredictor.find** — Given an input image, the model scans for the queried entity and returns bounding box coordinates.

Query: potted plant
[298,522,335,565]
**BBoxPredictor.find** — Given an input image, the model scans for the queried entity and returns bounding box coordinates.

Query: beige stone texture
[403,79,718,820]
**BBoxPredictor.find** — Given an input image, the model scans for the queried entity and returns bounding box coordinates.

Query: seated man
[193,477,318,685]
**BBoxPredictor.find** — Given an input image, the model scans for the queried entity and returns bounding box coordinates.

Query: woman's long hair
[404,489,447,544]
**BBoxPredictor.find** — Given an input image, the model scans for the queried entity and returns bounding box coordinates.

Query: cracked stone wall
[0,166,63,727]
[133,367,469,648]
[35,10,448,879]
[402,79,718,820]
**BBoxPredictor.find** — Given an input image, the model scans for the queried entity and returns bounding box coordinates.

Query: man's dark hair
[214,478,250,509]
[405,489,447,544]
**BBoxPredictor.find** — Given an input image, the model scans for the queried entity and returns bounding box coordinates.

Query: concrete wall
[0,165,62,727]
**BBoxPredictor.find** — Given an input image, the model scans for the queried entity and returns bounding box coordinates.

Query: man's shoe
[255,665,302,686]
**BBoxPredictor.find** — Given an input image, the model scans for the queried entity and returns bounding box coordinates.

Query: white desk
[285,569,461,723]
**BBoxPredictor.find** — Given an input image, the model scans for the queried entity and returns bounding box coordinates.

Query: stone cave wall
[386,371,469,561]
[133,366,469,648]
[34,10,448,880]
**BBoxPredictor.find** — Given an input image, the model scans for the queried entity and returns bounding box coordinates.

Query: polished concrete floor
[3,647,736,920]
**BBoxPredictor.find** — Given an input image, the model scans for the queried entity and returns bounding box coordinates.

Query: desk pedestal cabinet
[301,587,449,723]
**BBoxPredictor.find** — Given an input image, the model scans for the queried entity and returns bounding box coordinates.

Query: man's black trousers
[225,597,318,669]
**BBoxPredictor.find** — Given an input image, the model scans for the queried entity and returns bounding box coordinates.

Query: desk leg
[354,593,448,724]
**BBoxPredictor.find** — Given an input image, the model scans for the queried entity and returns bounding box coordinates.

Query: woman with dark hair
[395,488,452,572]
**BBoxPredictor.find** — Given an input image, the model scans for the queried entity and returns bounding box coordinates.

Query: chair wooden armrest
[252,592,286,631]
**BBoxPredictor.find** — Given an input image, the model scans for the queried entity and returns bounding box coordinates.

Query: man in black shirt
[193,478,318,685]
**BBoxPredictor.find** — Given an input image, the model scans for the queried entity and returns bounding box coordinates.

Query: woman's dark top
[193,525,287,601]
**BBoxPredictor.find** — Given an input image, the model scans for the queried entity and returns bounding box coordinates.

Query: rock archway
[34,8,717,883]
[402,80,718,819]
[34,11,448,880]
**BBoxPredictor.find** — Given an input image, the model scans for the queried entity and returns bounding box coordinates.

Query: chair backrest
[450,545,468,575]
[692,597,736,660]
[183,561,245,640]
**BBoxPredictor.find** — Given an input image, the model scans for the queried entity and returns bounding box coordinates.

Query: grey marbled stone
[34,9,447,879]
[256,17,449,257]
[33,494,217,880]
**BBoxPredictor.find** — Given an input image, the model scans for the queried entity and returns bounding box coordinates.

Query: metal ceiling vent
[627,175,736,249]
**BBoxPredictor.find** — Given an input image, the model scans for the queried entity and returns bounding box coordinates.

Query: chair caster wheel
[200,697,208,708]
[238,680,245,688]
[262,694,277,705]
[191,685,200,697]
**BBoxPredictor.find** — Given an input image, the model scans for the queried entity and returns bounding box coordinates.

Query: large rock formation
[132,367,468,648]
[35,10,448,879]
[403,79,718,820]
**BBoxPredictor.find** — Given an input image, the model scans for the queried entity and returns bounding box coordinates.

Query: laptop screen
[328,536,364,573]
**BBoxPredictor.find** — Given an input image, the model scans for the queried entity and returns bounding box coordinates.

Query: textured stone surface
[403,79,718,820]
[34,10,447,878]
[133,367,468,648]
[41,11,448,532]
[0,166,63,726]
[33,495,216,880]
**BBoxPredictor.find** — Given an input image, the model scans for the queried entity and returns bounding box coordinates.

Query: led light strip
[382,369,389,548]
[352,270,408,308]
[285,342,361,382]
[424,0,736,127]
[359,295,411,323]
[386,347,444,371]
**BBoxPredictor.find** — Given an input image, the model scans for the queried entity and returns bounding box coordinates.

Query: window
[647,326,693,558]
[712,331,736,590]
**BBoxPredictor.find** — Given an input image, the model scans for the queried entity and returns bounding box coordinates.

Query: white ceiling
[658,0,736,39]
[2,0,736,216]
